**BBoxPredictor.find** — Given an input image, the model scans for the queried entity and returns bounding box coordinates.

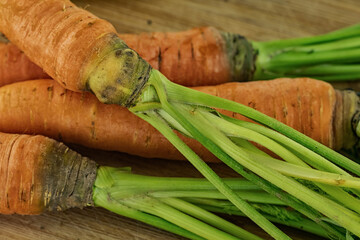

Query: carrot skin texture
[0,0,115,91]
[194,78,337,149]
[0,26,235,88]
[0,42,49,85]
[0,132,97,215]
[120,27,233,86]
[0,79,339,162]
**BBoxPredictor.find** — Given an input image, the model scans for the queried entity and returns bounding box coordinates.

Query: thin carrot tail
[0,132,97,215]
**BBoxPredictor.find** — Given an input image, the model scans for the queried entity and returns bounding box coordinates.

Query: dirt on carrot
[0,132,96,215]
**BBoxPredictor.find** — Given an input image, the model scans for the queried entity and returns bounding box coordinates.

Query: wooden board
[1,0,360,239]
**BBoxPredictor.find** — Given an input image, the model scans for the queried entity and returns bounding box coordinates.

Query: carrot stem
[130,69,349,238]
[252,24,360,81]
[185,107,360,236]
[159,76,360,176]
[94,167,260,240]
[160,197,263,240]
[196,203,331,239]
[150,190,285,205]
[254,23,360,50]
[135,110,290,240]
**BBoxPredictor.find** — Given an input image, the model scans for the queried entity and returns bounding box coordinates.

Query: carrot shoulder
[0,132,96,215]
[0,78,354,161]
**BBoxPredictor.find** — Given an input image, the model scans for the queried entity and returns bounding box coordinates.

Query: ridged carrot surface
[120,27,230,86]
[0,43,49,85]
[0,26,230,87]
[0,78,337,161]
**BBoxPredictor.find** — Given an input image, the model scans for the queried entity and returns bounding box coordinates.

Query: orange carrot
[0,132,96,214]
[0,42,49,86]
[0,26,237,87]
[0,78,357,161]
[0,0,151,105]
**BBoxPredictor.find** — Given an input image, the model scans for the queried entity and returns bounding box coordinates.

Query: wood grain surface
[1,0,360,239]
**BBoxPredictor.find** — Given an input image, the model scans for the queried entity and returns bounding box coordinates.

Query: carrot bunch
[2,0,360,239]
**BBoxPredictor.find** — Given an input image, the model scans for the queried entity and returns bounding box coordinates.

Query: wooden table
[1,0,360,239]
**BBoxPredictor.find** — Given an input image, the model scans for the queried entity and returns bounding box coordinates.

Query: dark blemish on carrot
[91,121,95,126]
[158,47,162,71]
[248,101,256,109]
[115,49,122,57]
[6,193,10,208]
[190,41,195,59]
[47,86,53,92]
[32,88,37,92]
[147,19,152,25]
[145,135,151,146]
[58,133,63,142]
[283,106,288,117]
[101,86,116,99]
[88,22,94,27]
[21,190,27,202]
[125,51,134,57]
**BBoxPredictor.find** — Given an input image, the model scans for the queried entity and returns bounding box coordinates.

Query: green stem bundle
[129,69,360,239]
[93,166,338,239]
[252,24,360,81]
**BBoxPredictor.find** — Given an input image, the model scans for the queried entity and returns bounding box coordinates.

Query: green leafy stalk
[94,166,262,240]
[173,102,360,236]
[135,111,290,239]
[129,69,360,239]
[251,23,360,81]
[160,197,263,240]
[193,201,331,239]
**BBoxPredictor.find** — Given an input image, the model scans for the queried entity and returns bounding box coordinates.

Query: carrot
[0,78,357,162]
[0,26,236,88]
[0,131,295,240]
[0,42,49,86]
[0,132,96,215]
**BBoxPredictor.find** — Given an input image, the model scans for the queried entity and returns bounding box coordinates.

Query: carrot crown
[83,33,151,106]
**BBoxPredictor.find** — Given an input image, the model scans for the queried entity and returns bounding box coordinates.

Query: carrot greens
[253,24,360,81]
[128,69,360,239]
